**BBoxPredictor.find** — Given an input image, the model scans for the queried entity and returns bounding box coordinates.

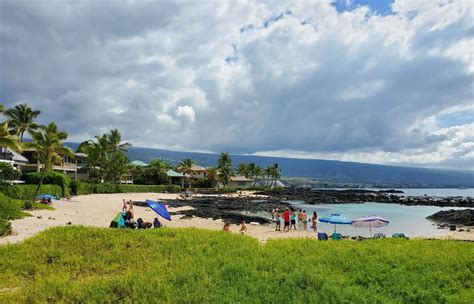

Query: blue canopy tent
[146,200,172,221]
[319,213,352,233]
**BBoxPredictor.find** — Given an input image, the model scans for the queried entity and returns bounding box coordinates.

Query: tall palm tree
[217,152,233,188]
[263,166,273,188]
[236,163,251,178]
[0,104,4,113]
[107,129,131,153]
[270,163,281,188]
[149,159,169,184]
[206,167,219,189]
[178,158,195,189]
[0,122,22,152]
[252,165,262,187]
[25,122,74,201]
[4,104,41,142]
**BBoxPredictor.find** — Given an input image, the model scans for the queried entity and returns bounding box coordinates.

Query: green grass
[0,193,54,236]
[0,227,472,303]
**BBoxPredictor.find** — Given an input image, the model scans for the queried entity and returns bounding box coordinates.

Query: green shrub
[94,183,122,194]
[0,219,11,236]
[0,184,63,200]
[118,184,181,193]
[0,193,25,221]
[23,172,71,196]
[70,180,96,195]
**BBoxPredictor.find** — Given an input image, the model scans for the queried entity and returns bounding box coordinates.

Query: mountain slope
[66,143,474,187]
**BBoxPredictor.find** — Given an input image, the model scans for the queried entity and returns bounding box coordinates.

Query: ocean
[288,188,473,238]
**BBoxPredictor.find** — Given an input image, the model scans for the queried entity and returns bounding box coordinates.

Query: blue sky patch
[332,0,394,15]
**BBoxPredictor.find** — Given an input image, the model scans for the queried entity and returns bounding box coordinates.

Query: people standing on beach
[301,210,308,231]
[297,209,304,227]
[271,208,275,220]
[282,208,291,232]
[122,199,127,212]
[239,221,248,234]
[290,210,297,230]
[312,211,318,232]
[275,208,281,231]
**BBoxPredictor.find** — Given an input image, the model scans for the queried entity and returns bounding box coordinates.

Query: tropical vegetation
[4,103,41,142]
[0,227,472,303]
[217,152,233,188]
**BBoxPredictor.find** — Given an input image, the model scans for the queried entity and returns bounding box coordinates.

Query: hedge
[70,182,181,195]
[0,193,27,236]
[0,184,63,200]
[23,172,71,196]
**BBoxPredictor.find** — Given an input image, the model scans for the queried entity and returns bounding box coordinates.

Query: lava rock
[426,209,474,226]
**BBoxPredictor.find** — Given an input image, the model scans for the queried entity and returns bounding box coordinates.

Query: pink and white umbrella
[351,216,389,237]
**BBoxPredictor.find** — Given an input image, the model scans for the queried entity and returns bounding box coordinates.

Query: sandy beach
[1,192,472,245]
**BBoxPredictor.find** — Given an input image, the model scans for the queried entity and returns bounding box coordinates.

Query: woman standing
[301,210,308,231]
[290,210,297,230]
[311,211,318,232]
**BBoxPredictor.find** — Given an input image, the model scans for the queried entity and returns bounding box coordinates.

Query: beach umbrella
[146,200,172,221]
[319,213,352,233]
[36,194,58,200]
[351,216,389,237]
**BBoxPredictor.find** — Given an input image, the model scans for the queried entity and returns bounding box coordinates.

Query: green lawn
[0,227,473,303]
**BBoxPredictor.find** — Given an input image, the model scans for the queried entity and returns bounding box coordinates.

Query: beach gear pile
[110,200,171,230]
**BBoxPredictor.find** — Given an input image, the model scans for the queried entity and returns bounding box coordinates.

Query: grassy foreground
[0,227,473,303]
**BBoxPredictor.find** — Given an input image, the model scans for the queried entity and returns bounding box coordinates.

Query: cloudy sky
[1,0,473,169]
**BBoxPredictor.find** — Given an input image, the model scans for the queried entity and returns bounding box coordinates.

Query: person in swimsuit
[122,199,127,212]
[223,222,231,232]
[290,210,297,230]
[301,210,308,231]
[239,221,247,234]
[312,211,318,232]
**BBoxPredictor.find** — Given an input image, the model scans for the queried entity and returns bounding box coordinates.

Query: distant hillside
[66,143,474,188]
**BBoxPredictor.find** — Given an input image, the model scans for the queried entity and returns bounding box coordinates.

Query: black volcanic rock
[426,209,474,226]
[256,188,473,207]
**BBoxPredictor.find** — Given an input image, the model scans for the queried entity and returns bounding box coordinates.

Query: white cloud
[1,0,473,169]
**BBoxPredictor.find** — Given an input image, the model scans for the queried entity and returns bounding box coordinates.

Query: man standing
[275,208,281,231]
[282,208,291,232]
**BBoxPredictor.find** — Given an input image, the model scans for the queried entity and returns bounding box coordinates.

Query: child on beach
[239,221,248,234]
[223,222,231,232]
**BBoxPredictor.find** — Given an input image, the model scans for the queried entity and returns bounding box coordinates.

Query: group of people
[223,221,248,234]
[272,208,318,232]
[120,199,162,229]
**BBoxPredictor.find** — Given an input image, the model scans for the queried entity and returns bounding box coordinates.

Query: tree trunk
[20,132,24,143]
[32,167,46,204]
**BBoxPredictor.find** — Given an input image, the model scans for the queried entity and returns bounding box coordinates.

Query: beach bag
[317,233,328,240]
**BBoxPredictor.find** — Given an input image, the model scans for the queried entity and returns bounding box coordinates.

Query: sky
[0,0,473,170]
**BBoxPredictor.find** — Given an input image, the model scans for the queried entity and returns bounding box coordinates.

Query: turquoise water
[388,188,474,197]
[290,202,472,238]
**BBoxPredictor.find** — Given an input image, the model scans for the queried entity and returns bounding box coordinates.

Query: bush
[0,219,12,236]
[0,184,63,200]
[23,172,71,196]
[0,162,21,182]
[70,180,96,195]
[70,182,182,195]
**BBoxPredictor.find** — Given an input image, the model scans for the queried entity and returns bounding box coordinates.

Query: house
[20,147,89,181]
[190,164,207,179]
[167,169,189,188]
[130,160,148,167]
[220,175,254,188]
[0,147,29,170]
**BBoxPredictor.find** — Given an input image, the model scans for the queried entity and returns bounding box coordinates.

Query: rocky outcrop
[426,209,474,226]
[256,188,473,207]
[161,197,290,224]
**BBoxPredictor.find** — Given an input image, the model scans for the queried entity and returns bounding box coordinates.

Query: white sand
[1,192,472,244]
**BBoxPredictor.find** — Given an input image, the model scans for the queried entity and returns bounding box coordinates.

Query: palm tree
[106,129,131,153]
[149,159,169,184]
[263,166,273,188]
[178,158,195,189]
[236,163,251,178]
[217,152,233,188]
[25,122,74,201]
[270,163,281,188]
[4,104,41,142]
[0,122,22,152]
[206,167,219,189]
[252,165,262,187]
[0,104,4,113]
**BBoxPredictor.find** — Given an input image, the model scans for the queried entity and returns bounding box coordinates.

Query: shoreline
[1,192,473,245]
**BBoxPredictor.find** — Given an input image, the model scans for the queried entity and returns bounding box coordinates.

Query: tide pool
[290,202,472,238]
